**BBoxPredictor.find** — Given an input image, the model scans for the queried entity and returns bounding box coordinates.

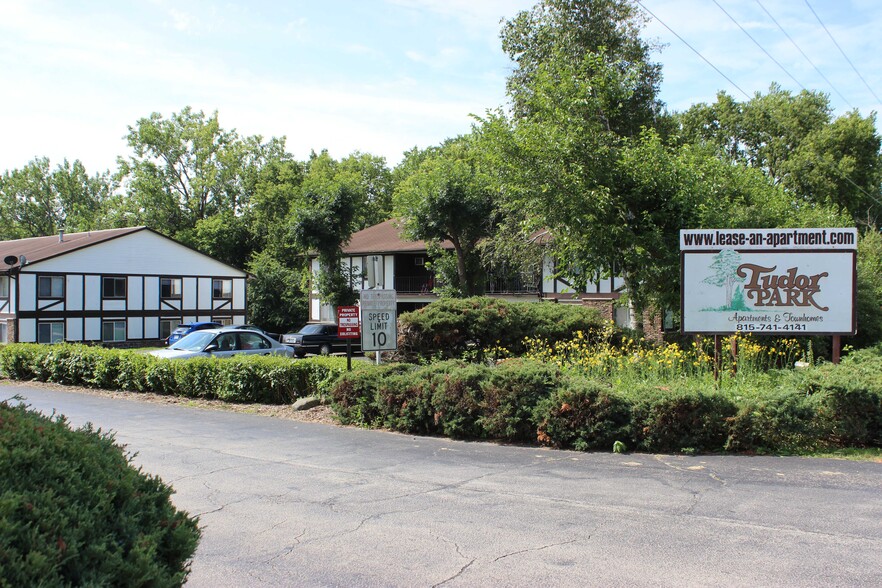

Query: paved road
[5,383,882,587]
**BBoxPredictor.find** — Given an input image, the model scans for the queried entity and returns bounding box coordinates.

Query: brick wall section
[641,308,664,344]
[580,299,615,322]
[6,318,14,343]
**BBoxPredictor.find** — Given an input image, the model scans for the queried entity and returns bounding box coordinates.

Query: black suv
[281,323,361,358]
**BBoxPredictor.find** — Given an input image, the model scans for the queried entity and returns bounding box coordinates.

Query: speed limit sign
[360,290,397,352]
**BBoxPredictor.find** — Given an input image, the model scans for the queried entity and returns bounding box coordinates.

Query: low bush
[534,377,632,451]
[0,399,200,585]
[394,297,606,361]
[0,343,347,404]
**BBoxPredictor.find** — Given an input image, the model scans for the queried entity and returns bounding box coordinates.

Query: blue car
[165,322,222,345]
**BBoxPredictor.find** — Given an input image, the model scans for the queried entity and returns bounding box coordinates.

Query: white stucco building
[0,227,247,345]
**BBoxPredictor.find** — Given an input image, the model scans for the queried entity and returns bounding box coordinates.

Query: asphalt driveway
[6,382,882,587]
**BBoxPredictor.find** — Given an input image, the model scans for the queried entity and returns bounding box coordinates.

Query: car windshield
[171,326,191,335]
[298,324,328,335]
[171,331,215,351]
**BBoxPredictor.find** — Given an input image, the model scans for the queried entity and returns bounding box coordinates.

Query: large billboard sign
[680,228,857,335]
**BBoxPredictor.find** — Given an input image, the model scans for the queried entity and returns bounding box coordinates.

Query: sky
[1,0,881,174]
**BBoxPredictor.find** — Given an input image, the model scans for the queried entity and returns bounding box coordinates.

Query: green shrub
[395,297,605,361]
[480,359,561,442]
[725,391,826,453]
[331,363,419,427]
[424,361,489,439]
[629,384,738,453]
[0,399,200,586]
[534,377,632,451]
[0,344,348,404]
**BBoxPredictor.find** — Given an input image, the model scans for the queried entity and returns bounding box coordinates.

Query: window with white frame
[0,275,8,298]
[160,318,181,340]
[212,279,232,299]
[102,320,126,342]
[160,277,182,299]
[213,317,233,326]
[38,275,64,298]
[37,322,64,344]
[0,322,7,343]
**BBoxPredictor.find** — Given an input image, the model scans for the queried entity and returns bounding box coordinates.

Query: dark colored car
[281,323,361,358]
[225,324,279,340]
[165,321,222,346]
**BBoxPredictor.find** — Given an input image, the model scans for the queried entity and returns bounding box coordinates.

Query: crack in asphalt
[193,496,250,517]
[432,535,476,588]
[490,538,579,563]
[262,530,307,564]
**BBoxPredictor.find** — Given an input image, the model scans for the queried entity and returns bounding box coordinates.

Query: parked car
[165,321,222,345]
[151,328,293,360]
[281,323,361,358]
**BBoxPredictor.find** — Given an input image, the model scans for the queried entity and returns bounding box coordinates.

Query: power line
[635,0,751,100]
[712,0,806,91]
[804,0,882,104]
[754,0,852,108]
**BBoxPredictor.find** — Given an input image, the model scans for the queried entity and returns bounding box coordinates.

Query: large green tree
[0,158,111,239]
[393,137,496,296]
[479,0,681,320]
[677,85,882,224]
[115,107,288,236]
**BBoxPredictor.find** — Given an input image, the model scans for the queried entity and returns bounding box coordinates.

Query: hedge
[394,297,608,361]
[0,343,348,404]
[331,354,882,454]
[0,399,200,586]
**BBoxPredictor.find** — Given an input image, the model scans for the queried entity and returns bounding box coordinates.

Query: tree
[393,137,496,296]
[288,182,360,309]
[246,250,308,333]
[500,0,664,135]
[0,158,111,238]
[116,107,288,235]
[677,85,882,224]
[478,0,685,324]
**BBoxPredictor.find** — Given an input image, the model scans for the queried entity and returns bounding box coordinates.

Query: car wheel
[295,351,306,359]
[319,343,332,356]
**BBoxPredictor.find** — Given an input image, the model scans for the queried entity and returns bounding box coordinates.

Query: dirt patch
[1,378,341,426]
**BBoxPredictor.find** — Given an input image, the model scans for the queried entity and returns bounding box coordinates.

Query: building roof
[0,227,148,268]
[342,219,453,255]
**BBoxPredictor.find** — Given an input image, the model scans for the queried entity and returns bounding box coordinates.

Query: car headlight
[282,335,297,343]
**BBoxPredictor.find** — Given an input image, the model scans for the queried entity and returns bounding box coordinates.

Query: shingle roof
[342,219,453,255]
[0,227,147,268]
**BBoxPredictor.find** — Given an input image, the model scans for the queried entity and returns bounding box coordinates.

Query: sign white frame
[360,289,397,351]
[680,229,857,336]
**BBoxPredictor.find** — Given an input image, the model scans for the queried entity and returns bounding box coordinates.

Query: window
[102,320,126,342]
[0,275,8,298]
[102,276,126,299]
[239,332,270,350]
[160,319,181,340]
[213,317,233,326]
[160,277,182,299]
[0,322,7,343]
[38,276,64,298]
[212,279,232,299]
[37,322,64,344]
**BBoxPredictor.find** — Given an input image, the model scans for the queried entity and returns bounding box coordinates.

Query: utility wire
[635,0,751,100]
[712,0,806,91]
[755,0,852,108]
[804,0,882,104]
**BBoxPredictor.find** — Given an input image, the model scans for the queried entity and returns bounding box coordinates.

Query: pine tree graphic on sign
[701,249,749,310]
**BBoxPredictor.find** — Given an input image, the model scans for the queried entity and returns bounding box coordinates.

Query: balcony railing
[395,276,436,294]
[394,274,540,295]
[485,275,541,295]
